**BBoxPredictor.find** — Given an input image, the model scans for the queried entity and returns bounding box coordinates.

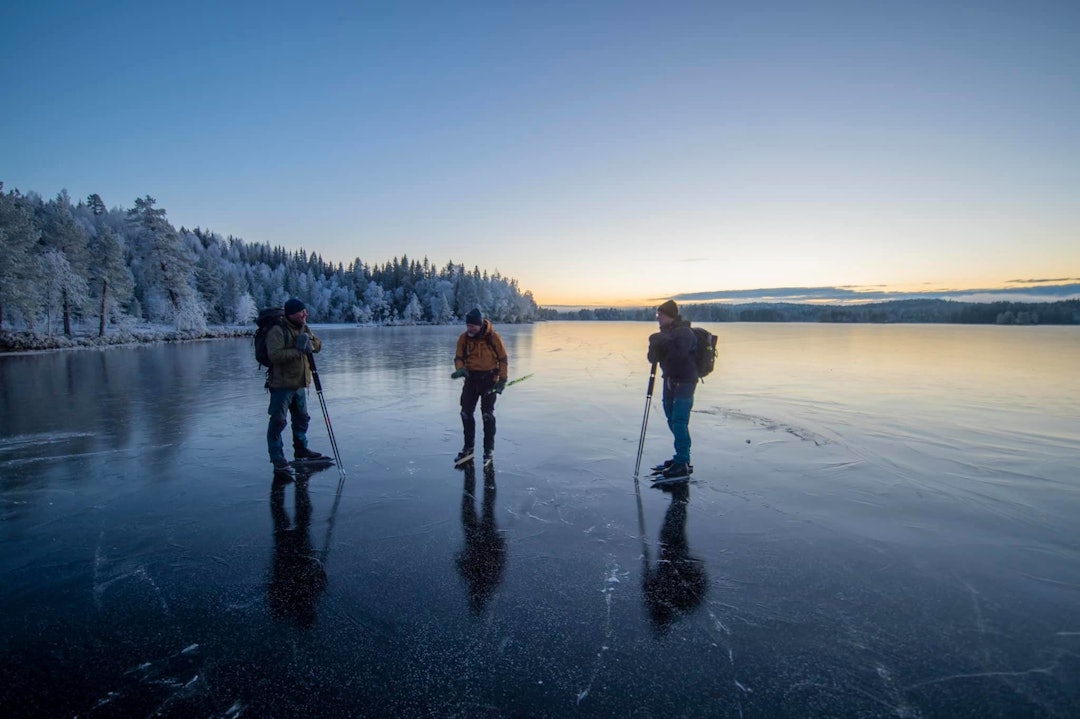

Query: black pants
[460,372,497,453]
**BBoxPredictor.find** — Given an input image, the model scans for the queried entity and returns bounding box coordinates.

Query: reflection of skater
[642,482,708,633]
[268,474,327,627]
[455,462,507,614]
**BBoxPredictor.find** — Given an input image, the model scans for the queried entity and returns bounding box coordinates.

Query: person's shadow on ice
[267,472,328,627]
[456,462,507,614]
[642,481,708,633]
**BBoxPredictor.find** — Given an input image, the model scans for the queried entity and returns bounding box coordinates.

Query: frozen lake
[2,321,1079,717]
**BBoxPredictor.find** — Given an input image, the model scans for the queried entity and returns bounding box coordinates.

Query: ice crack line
[704,605,749,717]
[576,560,627,705]
[905,664,1057,690]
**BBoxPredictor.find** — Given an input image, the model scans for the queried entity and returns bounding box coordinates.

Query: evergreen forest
[0,184,539,337]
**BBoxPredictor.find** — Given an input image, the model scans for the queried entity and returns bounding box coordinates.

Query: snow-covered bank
[0,325,252,354]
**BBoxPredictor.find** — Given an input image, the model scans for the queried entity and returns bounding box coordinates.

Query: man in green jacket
[266,298,328,475]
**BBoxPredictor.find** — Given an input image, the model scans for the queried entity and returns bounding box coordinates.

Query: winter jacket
[266,319,322,389]
[454,319,508,381]
[648,319,698,383]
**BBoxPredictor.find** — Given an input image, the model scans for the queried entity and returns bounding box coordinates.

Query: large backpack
[254,307,285,368]
[690,325,718,380]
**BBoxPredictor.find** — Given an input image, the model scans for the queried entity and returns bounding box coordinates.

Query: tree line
[541,298,1080,325]
[0,184,539,336]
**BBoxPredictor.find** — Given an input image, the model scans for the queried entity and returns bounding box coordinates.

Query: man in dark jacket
[266,298,328,476]
[647,300,697,479]
[451,308,508,466]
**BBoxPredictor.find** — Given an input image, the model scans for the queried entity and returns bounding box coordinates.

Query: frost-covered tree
[454,267,483,318]
[234,292,258,325]
[402,292,423,324]
[194,247,225,322]
[0,186,43,328]
[126,196,203,328]
[363,281,390,323]
[86,193,107,217]
[174,295,208,332]
[42,249,89,336]
[218,268,249,323]
[38,192,91,336]
[87,227,135,336]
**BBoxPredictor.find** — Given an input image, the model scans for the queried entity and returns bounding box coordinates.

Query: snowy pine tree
[0,186,43,329]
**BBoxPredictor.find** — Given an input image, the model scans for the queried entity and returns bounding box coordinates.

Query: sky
[2,0,1079,307]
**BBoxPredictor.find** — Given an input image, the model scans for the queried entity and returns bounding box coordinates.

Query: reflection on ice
[642,482,708,634]
[456,462,507,614]
[268,475,328,627]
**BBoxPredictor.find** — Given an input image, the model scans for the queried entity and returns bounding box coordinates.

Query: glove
[451,368,467,379]
[647,332,663,363]
[493,379,507,394]
[295,333,313,354]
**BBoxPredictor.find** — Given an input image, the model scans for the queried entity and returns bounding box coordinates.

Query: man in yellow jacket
[451,308,508,466]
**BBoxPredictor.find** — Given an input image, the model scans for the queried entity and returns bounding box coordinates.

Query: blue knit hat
[284,298,306,316]
[465,308,483,325]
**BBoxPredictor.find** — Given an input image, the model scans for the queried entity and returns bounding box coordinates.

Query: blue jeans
[267,388,311,462]
[662,379,695,464]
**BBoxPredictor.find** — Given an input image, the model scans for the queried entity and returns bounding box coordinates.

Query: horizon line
[538,282,1080,310]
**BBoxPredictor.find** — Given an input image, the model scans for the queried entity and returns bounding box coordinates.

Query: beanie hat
[465,308,483,325]
[284,298,306,316]
[657,300,679,319]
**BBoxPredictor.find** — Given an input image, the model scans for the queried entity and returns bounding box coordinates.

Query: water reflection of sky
[1,323,1078,717]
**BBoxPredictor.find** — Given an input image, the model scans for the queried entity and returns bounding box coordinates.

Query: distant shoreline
[5,307,1078,355]
[539,298,1080,325]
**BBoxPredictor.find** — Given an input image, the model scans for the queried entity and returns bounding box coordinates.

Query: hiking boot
[272,458,294,476]
[454,447,475,466]
[294,447,329,462]
[482,450,493,466]
[660,462,691,479]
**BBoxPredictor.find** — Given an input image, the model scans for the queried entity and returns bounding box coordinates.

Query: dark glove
[493,379,507,394]
[647,332,663,363]
[451,368,467,379]
[295,333,313,354]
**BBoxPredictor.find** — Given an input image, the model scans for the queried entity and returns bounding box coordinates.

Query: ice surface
[1,322,1079,717]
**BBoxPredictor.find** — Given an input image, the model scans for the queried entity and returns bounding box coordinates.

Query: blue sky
[2,0,1078,306]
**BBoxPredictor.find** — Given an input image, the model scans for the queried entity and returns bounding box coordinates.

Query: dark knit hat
[465,308,483,325]
[657,300,679,319]
[284,298,306,316]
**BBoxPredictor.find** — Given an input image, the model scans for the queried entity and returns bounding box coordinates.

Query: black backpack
[254,307,285,368]
[691,325,718,379]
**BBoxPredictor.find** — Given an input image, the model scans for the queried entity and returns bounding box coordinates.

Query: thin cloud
[667,283,1080,304]
[1006,277,1080,285]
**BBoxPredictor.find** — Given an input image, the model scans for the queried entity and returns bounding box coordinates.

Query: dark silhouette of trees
[546,298,1079,325]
